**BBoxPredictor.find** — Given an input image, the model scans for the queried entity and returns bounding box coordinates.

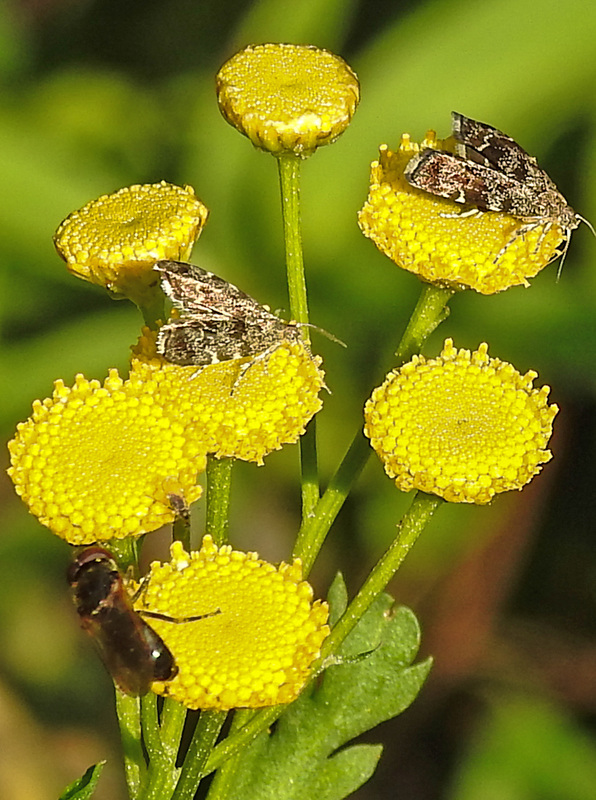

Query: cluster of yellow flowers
[8,43,561,709]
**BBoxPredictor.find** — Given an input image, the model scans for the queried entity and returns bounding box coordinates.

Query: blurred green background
[2,0,596,797]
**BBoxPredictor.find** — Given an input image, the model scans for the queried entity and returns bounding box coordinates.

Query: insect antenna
[139,607,222,624]
[556,214,596,280]
[297,322,347,348]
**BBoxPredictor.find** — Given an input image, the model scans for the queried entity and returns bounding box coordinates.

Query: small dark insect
[167,492,191,524]
[154,260,303,378]
[404,111,594,267]
[68,547,219,696]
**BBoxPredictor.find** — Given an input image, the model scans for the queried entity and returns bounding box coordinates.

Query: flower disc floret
[364,339,558,504]
[53,182,208,303]
[216,43,360,156]
[358,132,565,294]
[8,369,207,544]
[132,330,325,464]
[138,537,330,709]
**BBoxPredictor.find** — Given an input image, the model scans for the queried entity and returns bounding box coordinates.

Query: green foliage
[58,762,105,800]
[220,575,431,800]
[1,0,595,797]
[448,695,596,800]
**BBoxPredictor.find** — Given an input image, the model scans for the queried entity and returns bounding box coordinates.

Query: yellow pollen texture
[364,339,558,504]
[53,182,208,299]
[140,537,330,709]
[358,137,566,294]
[216,43,360,156]
[7,369,206,544]
[132,332,325,464]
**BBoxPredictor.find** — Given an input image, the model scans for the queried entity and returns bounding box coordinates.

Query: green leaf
[222,575,431,800]
[58,762,105,800]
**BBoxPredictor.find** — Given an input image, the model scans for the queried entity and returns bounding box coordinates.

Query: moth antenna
[556,215,595,281]
[295,321,347,348]
[576,214,596,239]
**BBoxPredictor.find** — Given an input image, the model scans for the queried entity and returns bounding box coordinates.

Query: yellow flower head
[358,131,565,294]
[53,182,208,305]
[136,536,329,709]
[364,339,558,504]
[216,43,360,156]
[8,368,207,544]
[132,328,325,464]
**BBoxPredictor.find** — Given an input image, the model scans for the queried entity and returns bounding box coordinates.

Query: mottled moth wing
[155,260,268,320]
[154,260,302,370]
[451,112,540,179]
[157,317,295,366]
[405,149,527,212]
[405,112,579,227]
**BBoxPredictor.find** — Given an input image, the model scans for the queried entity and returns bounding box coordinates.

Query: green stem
[140,693,162,764]
[293,429,369,573]
[277,154,319,520]
[205,709,251,800]
[172,507,191,552]
[108,536,139,574]
[115,691,145,800]
[395,284,454,363]
[277,155,309,327]
[202,493,442,778]
[203,706,282,778]
[205,456,234,545]
[172,710,228,800]
[293,283,454,574]
[137,698,187,800]
[138,293,166,329]
[321,491,442,658]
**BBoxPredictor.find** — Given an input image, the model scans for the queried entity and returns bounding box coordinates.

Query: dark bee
[68,547,217,696]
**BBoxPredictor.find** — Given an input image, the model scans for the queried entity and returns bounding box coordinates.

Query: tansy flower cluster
[8,330,325,544]
[53,181,208,305]
[137,537,330,709]
[132,327,325,465]
[216,43,360,156]
[7,369,208,545]
[9,180,326,544]
[358,131,565,294]
[364,339,558,504]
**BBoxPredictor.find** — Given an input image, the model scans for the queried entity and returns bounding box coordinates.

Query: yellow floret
[53,182,208,305]
[8,368,207,544]
[364,339,558,503]
[216,43,360,156]
[358,133,567,294]
[132,328,325,464]
[138,537,330,709]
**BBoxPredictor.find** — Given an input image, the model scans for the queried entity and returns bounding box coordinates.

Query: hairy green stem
[294,283,454,573]
[115,691,145,799]
[172,710,228,800]
[277,154,319,519]
[321,491,442,658]
[137,699,187,800]
[205,456,234,545]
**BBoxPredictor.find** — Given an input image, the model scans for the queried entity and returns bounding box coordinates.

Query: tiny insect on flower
[404,111,595,270]
[154,260,304,382]
[68,547,220,696]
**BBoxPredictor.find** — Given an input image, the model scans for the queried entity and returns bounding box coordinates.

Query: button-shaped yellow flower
[8,369,207,544]
[136,537,330,709]
[358,131,566,294]
[53,182,208,305]
[216,43,359,156]
[132,327,325,464]
[364,339,558,504]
